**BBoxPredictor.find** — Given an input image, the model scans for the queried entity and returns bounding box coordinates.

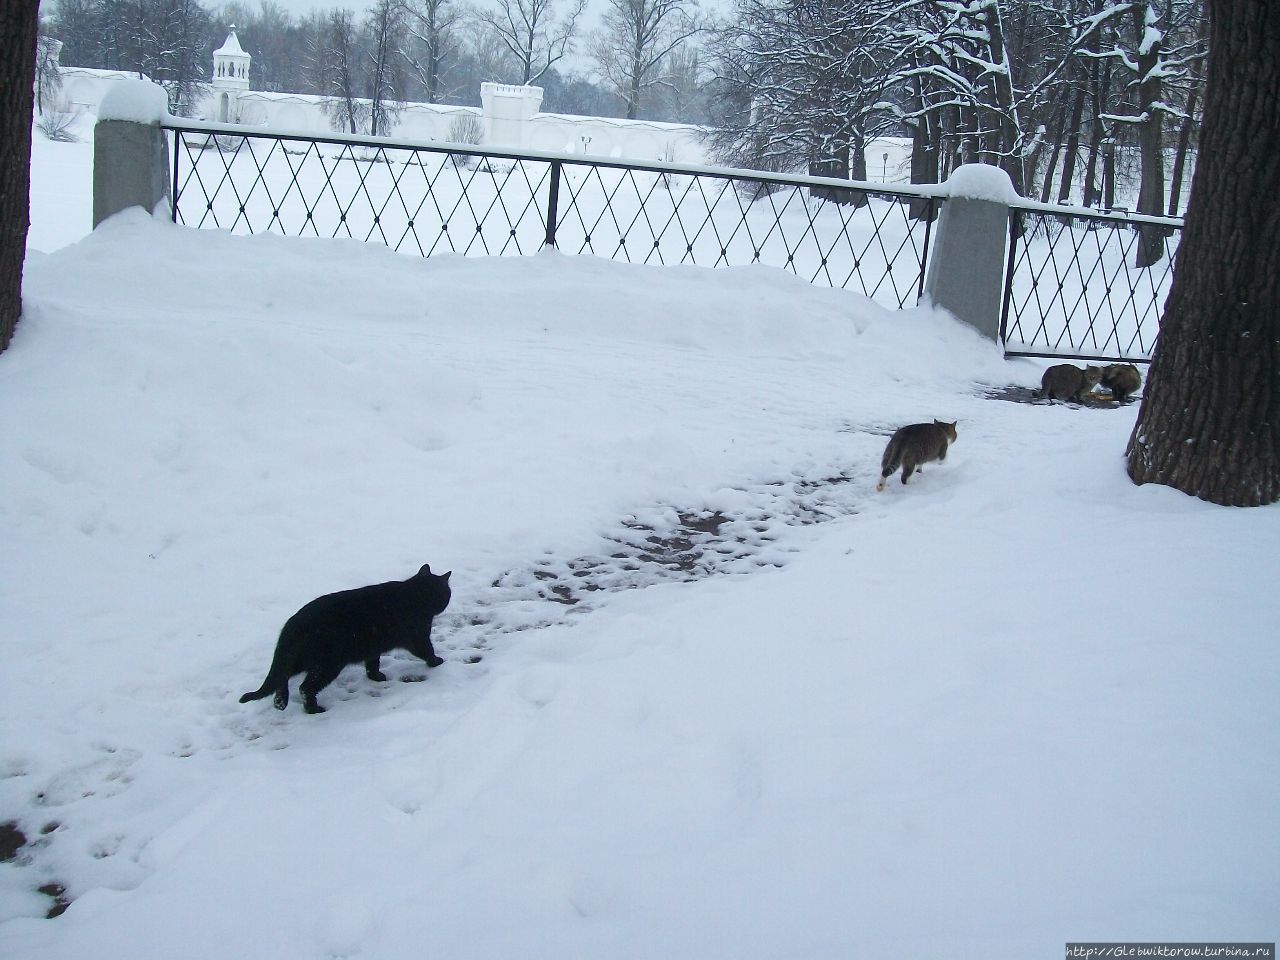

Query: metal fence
[1001,202,1182,363]
[165,118,1181,361]
[167,120,942,311]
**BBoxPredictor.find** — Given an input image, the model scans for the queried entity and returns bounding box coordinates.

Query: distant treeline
[42,0,1208,218]
[40,0,714,124]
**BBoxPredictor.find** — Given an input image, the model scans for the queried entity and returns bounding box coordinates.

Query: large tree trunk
[1126,0,1280,506]
[1,0,39,355]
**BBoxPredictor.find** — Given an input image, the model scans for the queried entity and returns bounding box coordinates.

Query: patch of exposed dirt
[38,882,70,919]
[984,384,1139,407]
[0,821,27,862]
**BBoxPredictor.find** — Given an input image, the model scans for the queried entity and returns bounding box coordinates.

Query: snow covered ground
[2,122,1277,958]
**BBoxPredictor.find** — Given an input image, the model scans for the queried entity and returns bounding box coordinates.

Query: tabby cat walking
[876,420,958,492]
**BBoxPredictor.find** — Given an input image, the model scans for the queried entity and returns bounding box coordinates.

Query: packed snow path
[444,441,894,660]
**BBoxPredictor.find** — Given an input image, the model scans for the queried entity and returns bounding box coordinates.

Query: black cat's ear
[418,563,432,576]
[443,571,452,580]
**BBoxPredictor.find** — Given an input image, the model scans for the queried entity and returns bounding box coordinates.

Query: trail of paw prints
[0,744,146,921]
[442,461,874,656]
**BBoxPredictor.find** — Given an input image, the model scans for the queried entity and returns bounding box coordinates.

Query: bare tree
[316,8,369,133]
[647,41,709,123]
[1092,0,1206,263]
[402,0,464,101]
[707,0,1207,217]
[35,33,66,114]
[364,0,406,135]
[234,1,314,95]
[1126,0,1279,506]
[706,0,900,187]
[42,0,103,69]
[154,0,213,116]
[590,0,704,120]
[1166,5,1206,215]
[61,0,212,114]
[477,0,586,85]
[35,34,80,141]
[1,0,39,354]
[453,15,518,87]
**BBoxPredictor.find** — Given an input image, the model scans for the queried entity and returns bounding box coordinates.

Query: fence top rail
[163,116,1183,230]
[1008,195,1185,229]
[162,116,951,203]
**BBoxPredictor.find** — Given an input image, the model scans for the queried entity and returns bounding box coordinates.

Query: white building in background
[211,26,251,123]
[57,28,711,166]
[56,29,917,177]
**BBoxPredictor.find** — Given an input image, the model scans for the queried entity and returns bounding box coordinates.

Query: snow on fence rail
[150,116,1180,361]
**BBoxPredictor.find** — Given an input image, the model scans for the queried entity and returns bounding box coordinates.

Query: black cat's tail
[239,681,276,704]
[239,645,293,707]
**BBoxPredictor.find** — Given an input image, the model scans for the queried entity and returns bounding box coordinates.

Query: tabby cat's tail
[876,434,904,492]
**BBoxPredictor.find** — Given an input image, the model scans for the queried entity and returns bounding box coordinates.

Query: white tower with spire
[212,26,251,123]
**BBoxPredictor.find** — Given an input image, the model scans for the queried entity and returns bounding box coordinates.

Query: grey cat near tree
[1040,363,1103,403]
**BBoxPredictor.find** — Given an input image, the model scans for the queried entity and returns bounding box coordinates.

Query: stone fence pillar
[92,79,171,228]
[922,163,1017,342]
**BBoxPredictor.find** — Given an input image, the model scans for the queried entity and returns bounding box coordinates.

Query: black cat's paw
[366,670,388,682]
[273,693,287,710]
[304,702,326,715]
[426,655,445,668]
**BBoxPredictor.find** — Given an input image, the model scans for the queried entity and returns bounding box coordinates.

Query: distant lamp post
[1101,137,1117,209]
[580,135,592,155]
[882,152,890,182]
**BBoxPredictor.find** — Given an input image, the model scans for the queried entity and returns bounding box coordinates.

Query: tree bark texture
[1,0,39,354]
[1126,0,1280,506]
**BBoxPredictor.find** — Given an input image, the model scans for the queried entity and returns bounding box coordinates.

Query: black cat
[240,564,452,714]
